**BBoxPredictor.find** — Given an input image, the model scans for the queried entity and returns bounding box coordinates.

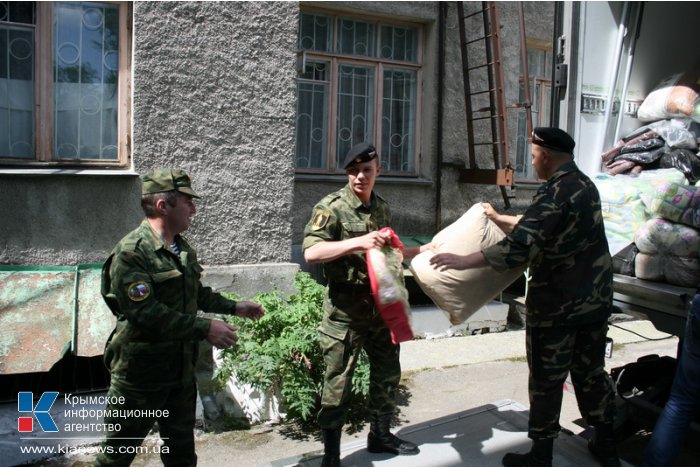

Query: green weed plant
[216,272,370,424]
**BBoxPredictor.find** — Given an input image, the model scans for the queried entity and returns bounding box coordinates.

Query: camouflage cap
[343,142,378,169]
[141,168,200,198]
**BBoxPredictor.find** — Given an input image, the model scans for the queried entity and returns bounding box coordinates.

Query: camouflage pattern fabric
[303,184,400,429]
[101,219,235,387]
[483,160,614,327]
[98,219,237,463]
[482,160,616,440]
[526,321,616,439]
[303,184,392,284]
[94,382,197,466]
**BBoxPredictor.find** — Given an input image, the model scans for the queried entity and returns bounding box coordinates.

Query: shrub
[215,272,370,424]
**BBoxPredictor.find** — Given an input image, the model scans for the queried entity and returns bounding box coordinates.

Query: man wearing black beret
[431,127,619,467]
[303,142,430,466]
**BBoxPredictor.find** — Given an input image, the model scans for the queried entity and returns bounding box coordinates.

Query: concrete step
[411,302,509,339]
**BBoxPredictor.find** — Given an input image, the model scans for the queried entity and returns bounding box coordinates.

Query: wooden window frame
[296,8,423,177]
[2,1,131,168]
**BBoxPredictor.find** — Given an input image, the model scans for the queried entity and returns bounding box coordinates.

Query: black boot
[588,424,621,467]
[367,414,419,455]
[502,438,553,467]
[321,428,341,467]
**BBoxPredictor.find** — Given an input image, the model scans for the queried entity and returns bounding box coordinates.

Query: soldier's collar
[548,160,578,183]
[343,184,375,209]
[140,219,172,252]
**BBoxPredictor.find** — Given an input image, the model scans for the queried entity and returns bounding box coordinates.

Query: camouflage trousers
[316,287,401,429]
[94,380,197,466]
[526,320,616,439]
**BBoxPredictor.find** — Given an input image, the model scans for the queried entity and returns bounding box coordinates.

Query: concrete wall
[1,2,299,272]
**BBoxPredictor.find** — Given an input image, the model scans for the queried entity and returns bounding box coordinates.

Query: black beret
[531,127,575,154]
[343,142,378,169]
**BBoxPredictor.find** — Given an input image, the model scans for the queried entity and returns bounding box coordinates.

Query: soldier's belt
[329,282,371,295]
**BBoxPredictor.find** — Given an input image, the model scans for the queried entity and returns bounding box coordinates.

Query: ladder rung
[467,60,499,72]
[466,89,494,97]
[461,8,489,21]
[467,63,489,72]
[465,34,493,46]
[472,115,494,121]
[474,141,502,146]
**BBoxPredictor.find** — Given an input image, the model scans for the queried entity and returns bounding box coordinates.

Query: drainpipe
[436,2,446,232]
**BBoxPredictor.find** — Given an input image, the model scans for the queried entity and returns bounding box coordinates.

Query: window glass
[0,2,35,158]
[298,12,331,52]
[380,25,417,62]
[336,64,374,167]
[296,60,329,169]
[337,18,375,57]
[382,68,416,172]
[517,47,553,180]
[54,1,120,160]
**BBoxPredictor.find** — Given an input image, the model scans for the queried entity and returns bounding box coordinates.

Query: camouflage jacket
[483,161,613,327]
[302,184,391,285]
[101,219,236,387]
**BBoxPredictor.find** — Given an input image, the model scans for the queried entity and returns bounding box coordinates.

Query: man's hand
[234,301,265,320]
[429,251,488,271]
[355,230,390,251]
[482,202,518,233]
[482,202,498,221]
[429,253,471,271]
[206,319,238,349]
[304,230,391,264]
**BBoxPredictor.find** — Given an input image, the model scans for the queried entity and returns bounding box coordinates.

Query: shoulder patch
[311,207,331,231]
[127,281,151,302]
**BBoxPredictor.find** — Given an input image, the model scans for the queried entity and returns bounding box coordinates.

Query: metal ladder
[455,1,517,208]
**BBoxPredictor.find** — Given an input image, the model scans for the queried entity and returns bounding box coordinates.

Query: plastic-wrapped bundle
[634,218,700,287]
[649,182,700,229]
[593,169,687,254]
[637,70,700,123]
[366,227,413,344]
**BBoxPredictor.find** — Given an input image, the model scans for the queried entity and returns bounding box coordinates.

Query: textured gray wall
[133,1,298,265]
[0,175,142,264]
[1,1,298,267]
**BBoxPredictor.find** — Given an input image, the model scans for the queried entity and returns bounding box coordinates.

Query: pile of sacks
[602,68,700,181]
[596,169,700,288]
[598,68,700,288]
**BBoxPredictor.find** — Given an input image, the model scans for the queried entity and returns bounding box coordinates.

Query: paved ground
[22,319,685,467]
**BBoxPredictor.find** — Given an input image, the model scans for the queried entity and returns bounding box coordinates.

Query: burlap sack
[409,203,527,325]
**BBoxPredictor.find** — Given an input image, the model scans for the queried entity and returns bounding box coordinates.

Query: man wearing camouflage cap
[431,128,619,467]
[96,168,264,466]
[303,143,431,466]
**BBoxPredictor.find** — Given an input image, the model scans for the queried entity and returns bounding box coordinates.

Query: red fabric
[366,228,413,344]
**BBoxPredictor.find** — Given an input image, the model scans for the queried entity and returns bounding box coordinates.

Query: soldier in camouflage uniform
[303,143,429,466]
[96,168,264,466]
[431,128,619,467]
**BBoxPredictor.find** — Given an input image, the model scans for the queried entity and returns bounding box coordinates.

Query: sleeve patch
[311,207,331,231]
[127,281,151,302]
